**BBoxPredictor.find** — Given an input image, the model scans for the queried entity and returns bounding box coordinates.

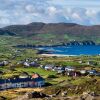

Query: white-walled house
[44,64,55,70]
[23,62,30,67]
[65,66,75,71]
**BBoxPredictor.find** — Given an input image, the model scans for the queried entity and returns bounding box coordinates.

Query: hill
[0,29,15,36]
[1,22,100,43]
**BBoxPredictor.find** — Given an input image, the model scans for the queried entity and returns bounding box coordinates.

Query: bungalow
[0,74,45,90]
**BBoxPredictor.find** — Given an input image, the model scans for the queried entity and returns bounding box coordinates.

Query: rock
[61,91,67,97]
[49,94,56,98]
[13,91,50,100]
[80,92,95,100]
[0,96,7,100]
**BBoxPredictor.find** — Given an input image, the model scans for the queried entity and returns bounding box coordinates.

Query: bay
[37,45,100,56]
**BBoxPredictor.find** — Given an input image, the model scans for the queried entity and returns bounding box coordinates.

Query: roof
[0,78,32,84]
[65,66,75,71]
[0,76,45,84]
[87,70,97,73]
[57,67,65,70]
[33,77,45,82]
[32,73,40,78]
[45,64,54,68]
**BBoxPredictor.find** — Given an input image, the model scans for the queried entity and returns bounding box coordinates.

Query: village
[0,56,100,91]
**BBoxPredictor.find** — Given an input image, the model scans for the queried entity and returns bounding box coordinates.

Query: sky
[0,0,100,27]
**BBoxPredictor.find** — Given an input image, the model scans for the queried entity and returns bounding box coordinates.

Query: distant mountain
[1,22,100,43]
[0,29,15,36]
[3,22,45,36]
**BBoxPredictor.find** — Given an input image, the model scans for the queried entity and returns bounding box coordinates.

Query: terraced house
[0,73,45,90]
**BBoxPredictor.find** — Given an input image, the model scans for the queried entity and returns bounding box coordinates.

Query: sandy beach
[41,54,77,57]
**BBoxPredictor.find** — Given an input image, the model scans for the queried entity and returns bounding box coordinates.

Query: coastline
[41,54,77,57]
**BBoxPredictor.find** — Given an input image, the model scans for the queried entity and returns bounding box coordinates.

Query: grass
[16,67,57,78]
[71,77,91,85]
[46,76,68,85]
[0,36,39,46]
[36,33,56,39]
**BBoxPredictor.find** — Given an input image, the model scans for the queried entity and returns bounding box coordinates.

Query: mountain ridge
[0,22,100,43]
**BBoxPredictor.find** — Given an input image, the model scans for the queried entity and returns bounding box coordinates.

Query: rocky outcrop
[13,91,49,100]
[13,91,100,100]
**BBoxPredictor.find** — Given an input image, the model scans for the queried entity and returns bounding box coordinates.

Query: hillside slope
[0,29,15,36]
[1,22,100,43]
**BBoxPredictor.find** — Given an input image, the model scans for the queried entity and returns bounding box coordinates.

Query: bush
[47,75,58,78]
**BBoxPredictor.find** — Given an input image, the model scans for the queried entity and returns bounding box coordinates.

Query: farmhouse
[0,74,45,90]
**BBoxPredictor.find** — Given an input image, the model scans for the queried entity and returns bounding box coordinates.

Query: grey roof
[0,77,44,84]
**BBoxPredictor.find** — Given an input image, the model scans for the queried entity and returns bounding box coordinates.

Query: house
[43,64,55,70]
[56,67,65,74]
[80,70,88,76]
[65,66,75,71]
[87,61,97,66]
[30,61,38,67]
[95,72,100,76]
[65,67,80,77]
[52,66,58,71]
[2,61,9,66]
[87,70,97,76]
[64,66,80,77]
[66,71,79,77]
[0,62,4,66]
[0,61,9,66]
[23,62,30,67]
[0,74,45,90]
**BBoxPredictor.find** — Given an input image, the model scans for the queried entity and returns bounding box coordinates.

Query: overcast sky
[0,0,100,27]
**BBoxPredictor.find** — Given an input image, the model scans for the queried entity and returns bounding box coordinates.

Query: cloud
[0,0,100,27]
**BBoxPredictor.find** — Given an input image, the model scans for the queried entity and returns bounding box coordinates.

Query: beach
[41,54,77,57]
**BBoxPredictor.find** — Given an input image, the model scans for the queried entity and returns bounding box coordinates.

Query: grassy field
[16,67,56,77]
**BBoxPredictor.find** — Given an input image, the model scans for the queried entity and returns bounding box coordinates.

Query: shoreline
[41,54,77,57]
